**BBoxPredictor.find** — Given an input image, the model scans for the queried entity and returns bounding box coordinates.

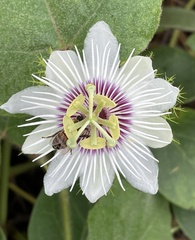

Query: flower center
[63,84,120,150]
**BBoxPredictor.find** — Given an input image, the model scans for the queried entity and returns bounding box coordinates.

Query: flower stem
[185,0,195,9]
[170,226,180,234]
[9,161,37,177]
[0,139,11,226]
[8,183,36,204]
[59,190,72,240]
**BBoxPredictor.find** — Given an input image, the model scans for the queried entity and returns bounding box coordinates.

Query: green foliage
[0,228,6,240]
[88,180,172,240]
[0,115,32,146]
[28,188,90,240]
[173,205,195,240]
[1,1,195,239]
[153,109,195,209]
[0,0,163,145]
[152,46,195,103]
[186,33,195,51]
[160,7,195,32]
[0,0,162,106]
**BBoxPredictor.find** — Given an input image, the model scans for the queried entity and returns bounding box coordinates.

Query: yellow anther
[63,116,77,138]
[109,114,120,140]
[66,94,85,116]
[93,100,106,116]
[80,137,106,149]
[69,118,87,131]
[94,94,116,108]
[98,118,116,129]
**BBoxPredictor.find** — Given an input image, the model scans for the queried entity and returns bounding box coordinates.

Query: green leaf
[45,0,163,58]
[0,115,32,146]
[173,205,195,240]
[151,46,195,103]
[0,0,162,105]
[28,187,90,240]
[153,109,195,209]
[159,7,195,32]
[0,228,6,240]
[0,1,162,146]
[186,33,195,51]
[88,180,172,240]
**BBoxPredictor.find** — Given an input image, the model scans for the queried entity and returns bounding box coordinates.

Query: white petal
[131,117,173,148]
[84,21,119,79]
[117,140,158,194]
[131,78,179,112]
[80,151,115,203]
[46,50,85,88]
[44,149,82,196]
[119,56,154,87]
[22,123,59,154]
[0,86,60,116]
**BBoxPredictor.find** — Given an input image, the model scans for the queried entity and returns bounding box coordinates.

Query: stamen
[66,120,90,148]
[80,137,106,149]
[66,94,86,116]
[93,100,106,116]
[90,124,97,146]
[94,94,116,108]
[92,121,117,147]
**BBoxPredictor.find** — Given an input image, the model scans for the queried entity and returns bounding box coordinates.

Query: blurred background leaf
[87,180,172,240]
[151,46,195,103]
[172,205,195,240]
[0,115,33,146]
[0,228,6,240]
[28,187,90,240]
[153,109,195,209]
[159,7,195,32]
[186,33,195,51]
